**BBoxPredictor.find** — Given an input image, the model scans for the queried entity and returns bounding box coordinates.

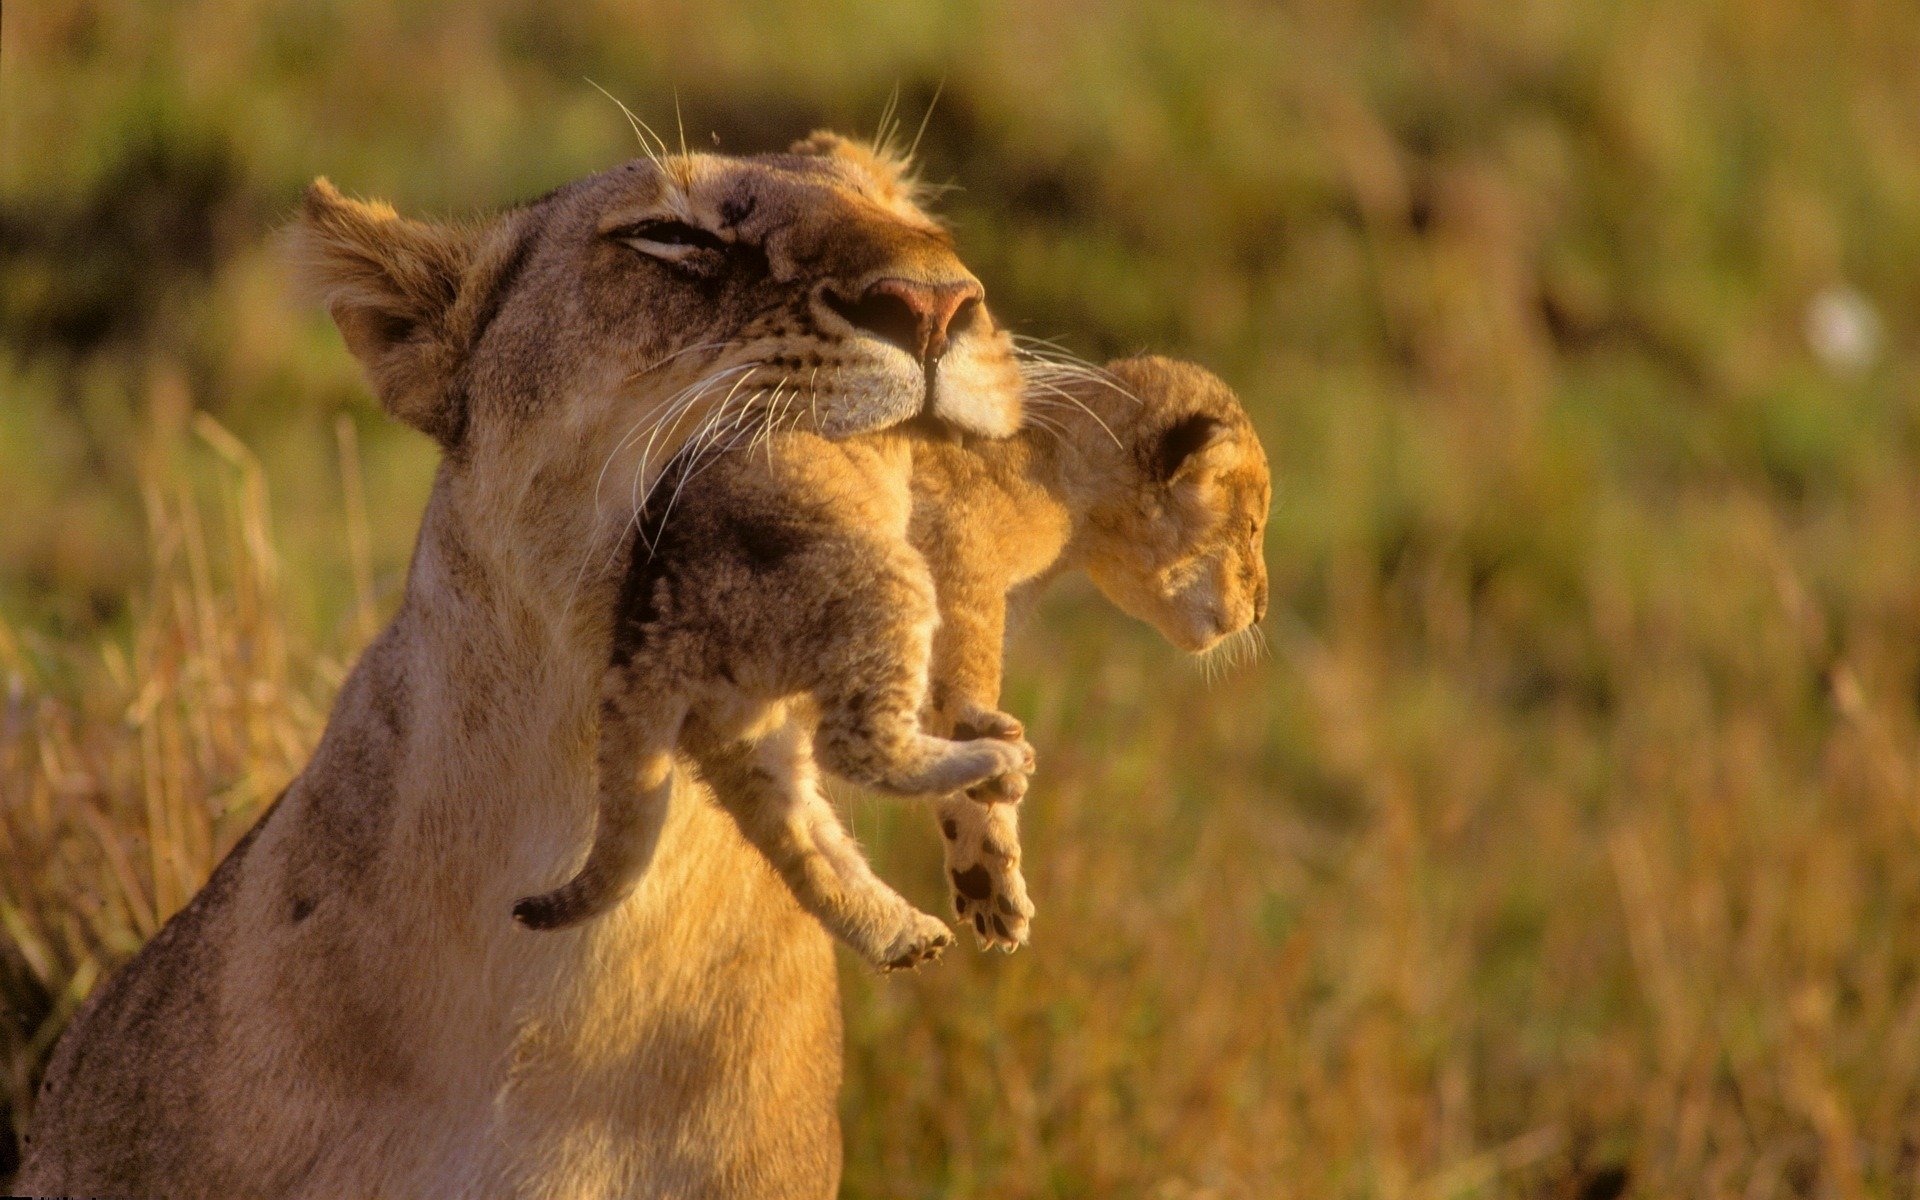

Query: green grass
[5,0,1920,1194]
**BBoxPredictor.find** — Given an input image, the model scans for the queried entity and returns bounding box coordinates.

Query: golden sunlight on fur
[16,134,1029,1200]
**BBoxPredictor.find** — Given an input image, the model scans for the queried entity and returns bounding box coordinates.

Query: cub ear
[290,178,480,446]
[1153,413,1234,484]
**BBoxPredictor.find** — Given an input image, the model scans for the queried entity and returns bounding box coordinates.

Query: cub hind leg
[513,681,689,930]
[692,718,950,970]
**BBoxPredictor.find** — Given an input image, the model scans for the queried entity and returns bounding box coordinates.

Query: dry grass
[1,416,337,1148]
[6,0,1920,1195]
[8,406,1920,1196]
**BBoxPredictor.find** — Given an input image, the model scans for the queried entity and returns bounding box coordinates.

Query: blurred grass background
[4,0,1920,1195]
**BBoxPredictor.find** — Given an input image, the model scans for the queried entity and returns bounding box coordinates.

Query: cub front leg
[936,792,1031,950]
[920,559,1037,951]
[815,693,1030,799]
[810,574,1030,800]
[951,706,1033,803]
[938,703,1034,950]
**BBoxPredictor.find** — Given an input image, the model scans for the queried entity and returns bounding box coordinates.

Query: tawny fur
[511,355,1270,973]
[511,428,1031,972]
[911,356,1273,948]
[17,133,1023,1200]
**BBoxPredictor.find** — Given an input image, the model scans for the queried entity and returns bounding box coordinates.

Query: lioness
[18,135,1023,1199]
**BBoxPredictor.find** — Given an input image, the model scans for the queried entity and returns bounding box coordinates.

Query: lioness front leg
[692,720,951,971]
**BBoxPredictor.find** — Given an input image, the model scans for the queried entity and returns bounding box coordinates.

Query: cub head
[1062,356,1271,654]
[290,132,1023,605]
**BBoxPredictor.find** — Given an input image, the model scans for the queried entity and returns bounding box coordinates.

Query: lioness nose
[839,277,984,364]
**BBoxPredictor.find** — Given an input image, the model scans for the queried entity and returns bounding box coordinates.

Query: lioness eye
[609,219,729,257]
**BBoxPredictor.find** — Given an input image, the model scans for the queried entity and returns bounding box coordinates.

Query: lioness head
[292,132,1023,613]
[1063,356,1271,654]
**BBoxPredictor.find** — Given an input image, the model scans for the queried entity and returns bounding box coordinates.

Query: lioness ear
[790,129,918,205]
[1153,413,1234,484]
[291,178,479,446]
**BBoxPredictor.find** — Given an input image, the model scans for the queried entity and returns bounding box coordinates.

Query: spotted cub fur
[512,426,1031,970]
[912,355,1273,949]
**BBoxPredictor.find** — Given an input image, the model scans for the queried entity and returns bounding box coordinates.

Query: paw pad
[939,800,1032,952]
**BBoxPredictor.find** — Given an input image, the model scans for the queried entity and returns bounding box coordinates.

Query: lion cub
[912,355,1272,949]
[513,427,1031,970]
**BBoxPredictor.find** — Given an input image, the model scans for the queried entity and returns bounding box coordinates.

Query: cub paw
[952,706,1025,745]
[964,740,1031,803]
[876,908,953,972]
[940,801,1033,952]
[952,707,1034,801]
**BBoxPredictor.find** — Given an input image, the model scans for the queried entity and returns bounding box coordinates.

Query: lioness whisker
[1020,412,1072,443]
[582,375,726,574]
[643,363,764,481]
[871,82,902,160]
[562,363,761,625]
[645,385,767,552]
[613,361,756,505]
[1008,331,1082,355]
[626,364,759,529]
[1022,380,1124,447]
[653,388,783,539]
[587,78,668,168]
[1020,361,1145,408]
[1014,342,1146,407]
[619,340,736,385]
[765,383,801,464]
[747,382,790,462]
[904,77,944,164]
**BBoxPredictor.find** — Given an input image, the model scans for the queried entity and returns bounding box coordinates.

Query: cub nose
[831,276,984,364]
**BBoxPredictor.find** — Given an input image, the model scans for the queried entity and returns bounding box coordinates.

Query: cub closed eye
[608,218,729,257]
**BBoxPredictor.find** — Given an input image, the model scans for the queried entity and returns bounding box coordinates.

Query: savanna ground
[4,1,1920,1196]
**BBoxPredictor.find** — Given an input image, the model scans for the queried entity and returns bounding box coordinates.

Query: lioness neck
[233,472,844,1195]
